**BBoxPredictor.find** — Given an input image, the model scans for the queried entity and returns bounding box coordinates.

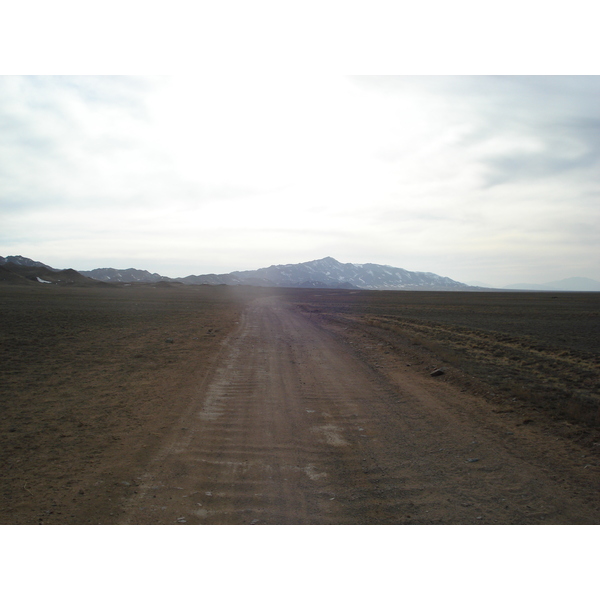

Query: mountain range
[2,255,599,291]
[2,255,470,290]
[79,256,472,290]
[0,256,99,286]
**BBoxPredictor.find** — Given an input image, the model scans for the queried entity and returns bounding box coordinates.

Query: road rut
[122,296,599,524]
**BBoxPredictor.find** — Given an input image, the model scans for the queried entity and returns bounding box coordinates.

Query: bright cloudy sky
[1,74,599,287]
[1,2,599,288]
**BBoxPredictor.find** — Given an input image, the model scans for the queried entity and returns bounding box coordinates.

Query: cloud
[0,76,267,215]
[351,76,600,186]
[1,75,599,286]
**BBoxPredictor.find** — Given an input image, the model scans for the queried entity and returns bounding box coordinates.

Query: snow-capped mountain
[77,267,167,283]
[178,257,470,290]
[0,255,57,270]
[1,255,472,290]
[6,254,598,292]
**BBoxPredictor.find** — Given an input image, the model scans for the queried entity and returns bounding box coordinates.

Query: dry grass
[288,289,600,428]
[362,315,600,425]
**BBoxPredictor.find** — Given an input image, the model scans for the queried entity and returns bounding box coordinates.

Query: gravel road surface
[121,296,599,524]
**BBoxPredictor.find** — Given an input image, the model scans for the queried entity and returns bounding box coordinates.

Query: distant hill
[0,255,57,270]
[78,267,168,284]
[176,257,471,290]
[0,256,103,286]
[0,264,36,285]
[5,254,599,292]
[42,255,473,290]
[466,280,495,288]
[503,277,600,292]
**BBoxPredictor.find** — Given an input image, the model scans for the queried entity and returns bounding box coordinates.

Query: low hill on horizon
[0,256,104,286]
[503,277,600,292]
[78,266,166,284]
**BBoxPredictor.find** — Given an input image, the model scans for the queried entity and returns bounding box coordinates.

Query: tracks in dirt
[122,297,395,524]
[122,296,600,524]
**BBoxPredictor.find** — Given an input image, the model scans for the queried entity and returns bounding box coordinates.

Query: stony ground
[1,285,598,524]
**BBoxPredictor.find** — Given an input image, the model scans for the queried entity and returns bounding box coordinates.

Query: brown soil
[1,285,599,524]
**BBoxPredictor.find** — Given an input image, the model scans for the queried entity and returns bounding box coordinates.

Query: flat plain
[1,284,598,524]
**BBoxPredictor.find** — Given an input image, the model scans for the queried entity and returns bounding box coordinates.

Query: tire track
[121,296,599,524]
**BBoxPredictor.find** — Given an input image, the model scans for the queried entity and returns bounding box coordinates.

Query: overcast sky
[1,74,599,286]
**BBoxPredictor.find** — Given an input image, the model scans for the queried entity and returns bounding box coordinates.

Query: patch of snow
[36,277,52,284]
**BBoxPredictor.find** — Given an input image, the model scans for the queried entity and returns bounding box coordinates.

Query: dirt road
[122,296,599,524]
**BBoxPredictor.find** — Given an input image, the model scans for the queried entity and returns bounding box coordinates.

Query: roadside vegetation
[291,289,600,428]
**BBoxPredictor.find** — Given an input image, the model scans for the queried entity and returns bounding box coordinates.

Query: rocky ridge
[2,255,472,290]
